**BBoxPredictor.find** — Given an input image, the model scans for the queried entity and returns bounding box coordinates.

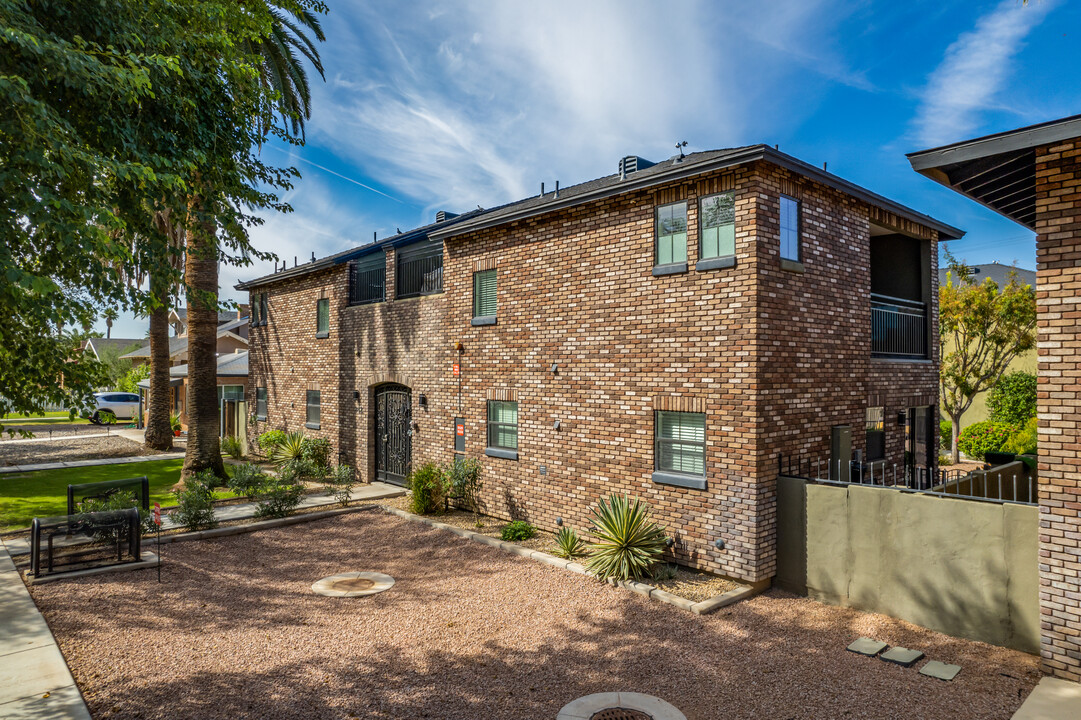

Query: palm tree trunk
[143,272,173,451]
[181,226,225,480]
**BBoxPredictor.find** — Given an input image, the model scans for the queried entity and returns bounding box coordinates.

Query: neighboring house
[239,144,960,584]
[169,306,249,337]
[938,263,1037,431]
[82,337,147,362]
[122,313,250,367]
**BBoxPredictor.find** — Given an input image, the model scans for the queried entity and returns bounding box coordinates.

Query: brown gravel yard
[0,434,162,466]
[30,510,1039,720]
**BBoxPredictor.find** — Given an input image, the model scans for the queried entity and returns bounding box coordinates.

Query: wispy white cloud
[913,0,1054,147]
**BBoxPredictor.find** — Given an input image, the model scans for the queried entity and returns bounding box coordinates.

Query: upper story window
[250,294,261,325]
[780,195,801,262]
[472,269,497,325]
[305,390,320,430]
[486,400,518,460]
[316,298,329,338]
[259,292,269,325]
[655,201,688,268]
[397,241,443,299]
[349,254,386,305]
[255,387,267,421]
[700,192,736,262]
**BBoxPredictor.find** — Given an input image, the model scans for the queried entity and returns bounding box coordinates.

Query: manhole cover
[591,709,653,720]
[311,572,394,597]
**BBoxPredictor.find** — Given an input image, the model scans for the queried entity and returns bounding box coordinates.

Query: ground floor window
[655,411,705,477]
[306,390,321,429]
[486,400,518,457]
[866,406,885,461]
[256,387,267,420]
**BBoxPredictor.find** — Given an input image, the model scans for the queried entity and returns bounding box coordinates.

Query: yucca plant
[585,494,668,581]
[552,526,587,559]
[269,430,306,468]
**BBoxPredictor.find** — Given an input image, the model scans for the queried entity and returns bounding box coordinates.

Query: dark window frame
[255,387,267,421]
[779,194,801,263]
[259,293,269,326]
[486,400,518,459]
[305,389,320,430]
[652,410,707,490]
[396,241,444,299]
[472,268,497,324]
[316,297,329,338]
[654,200,689,270]
[866,406,885,461]
[349,255,386,306]
[699,191,736,263]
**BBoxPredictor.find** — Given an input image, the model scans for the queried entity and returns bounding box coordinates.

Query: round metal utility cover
[311,572,394,597]
[591,709,653,720]
[556,694,686,720]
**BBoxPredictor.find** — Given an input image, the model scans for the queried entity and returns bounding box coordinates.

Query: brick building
[239,145,959,583]
[910,114,1081,680]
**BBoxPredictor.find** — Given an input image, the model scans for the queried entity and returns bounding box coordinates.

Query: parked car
[86,392,140,425]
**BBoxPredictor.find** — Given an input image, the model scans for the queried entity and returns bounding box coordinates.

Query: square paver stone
[880,647,925,667]
[846,637,888,656]
[919,660,961,681]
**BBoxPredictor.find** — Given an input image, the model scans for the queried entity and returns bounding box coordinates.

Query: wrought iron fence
[778,453,1036,506]
[349,261,385,305]
[397,252,443,299]
[871,293,927,359]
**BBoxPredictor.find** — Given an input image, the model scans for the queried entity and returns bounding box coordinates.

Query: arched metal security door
[375,385,412,485]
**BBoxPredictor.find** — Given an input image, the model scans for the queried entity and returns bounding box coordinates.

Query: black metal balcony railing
[397,253,443,299]
[871,293,927,359]
[349,262,385,305]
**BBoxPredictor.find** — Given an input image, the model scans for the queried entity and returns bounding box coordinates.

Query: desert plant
[585,494,668,581]
[221,435,244,460]
[169,412,182,432]
[552,526,587,559]
[254,476,305,519]
[501,520,536,542]
[443,456,483,521]
[301,437,331,473]
[650,563,679,582]
[227,462,268,497]
[407,462,446,515]
[257,429,287,454]
[939,419,953,450]
[1003,417,1038,456]
[269,430,306,467]
[956,420,1018,461]
[988,371,1038,427]
[171,473,218,531]
[323,464,355,507]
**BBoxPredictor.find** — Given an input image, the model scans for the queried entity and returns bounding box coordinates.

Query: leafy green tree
[987,371,1038,427]
[940,252,1037,463]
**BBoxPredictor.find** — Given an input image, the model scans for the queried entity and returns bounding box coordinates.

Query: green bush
[301,437,331,472]
[221,435,244,460]
[171,472,218,531]
[585,494,668,581]
[988,371,1038,427]
[76,491,156,536]
[227,462,268,497]
[500,520,536,542]
[552,526,586,558]
[1003,417,1038,456]
[254,475,305,519]
[939,419,953,450]
[956,420,1018,461]
[169,413,181,432]
[443,456,483,519]
[322,464,355,507]
[407,462,446,515]
[257,429,287,454]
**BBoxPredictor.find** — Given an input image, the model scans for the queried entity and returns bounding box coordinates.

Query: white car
[87,392,141,424]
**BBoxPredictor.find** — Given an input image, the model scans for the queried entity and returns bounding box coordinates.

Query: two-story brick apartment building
[239,144,961,583]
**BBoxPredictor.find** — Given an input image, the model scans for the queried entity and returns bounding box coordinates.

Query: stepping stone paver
[919,660,961,681]
[880,646,925,667]
[846,637,888,656]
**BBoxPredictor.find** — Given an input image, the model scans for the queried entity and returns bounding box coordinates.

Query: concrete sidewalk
[1012,676,1081,719]
[0,545,90,719]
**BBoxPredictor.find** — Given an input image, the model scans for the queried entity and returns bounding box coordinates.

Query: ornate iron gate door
[375,387,412,485]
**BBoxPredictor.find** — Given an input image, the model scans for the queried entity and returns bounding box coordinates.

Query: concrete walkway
[2,482,405,556]
[0,452,185,475]
[0,545,90,719]
[1012,676,1081,719]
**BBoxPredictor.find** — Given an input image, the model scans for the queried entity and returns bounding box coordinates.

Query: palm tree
[144,210,184,451]
[181,2,325,479]
[103,308,117,339]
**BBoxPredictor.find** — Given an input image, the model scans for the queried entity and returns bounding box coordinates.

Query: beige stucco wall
[776,476,1039,653]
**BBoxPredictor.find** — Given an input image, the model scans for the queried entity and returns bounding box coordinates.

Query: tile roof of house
[237,145,963,292]
[938,262,1036,289]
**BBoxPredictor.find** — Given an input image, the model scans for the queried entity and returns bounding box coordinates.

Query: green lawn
[0,458,235,531]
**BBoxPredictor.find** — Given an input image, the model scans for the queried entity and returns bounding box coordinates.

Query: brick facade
[245,157,940,584]
[1035,139,1081,681]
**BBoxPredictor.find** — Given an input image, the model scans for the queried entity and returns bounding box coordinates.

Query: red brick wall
[1035,139,1081,681]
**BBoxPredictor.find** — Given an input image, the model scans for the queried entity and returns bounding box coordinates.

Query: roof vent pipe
[555,180,559,198]
[541,182,545,197]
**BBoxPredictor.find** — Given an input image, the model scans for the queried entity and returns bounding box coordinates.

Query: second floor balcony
[871,293,927,359]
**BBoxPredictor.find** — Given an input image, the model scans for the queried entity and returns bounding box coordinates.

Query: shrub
[254,476,305,519]
[651,563,678,582]
[227,462,268,497]
[76,491,156,537]
[988,371,1038,427]
[939,419,953,450]
[443,456,483,520]
[407,462,446,515]
[221,435,244,460]
[257,429,287,454]
[301,437,331,473]
[169,413,181,432]
[501,520,536,542]
[552,526,586,559]
[323,464,355,507]
[270,431,306,468]
[585,494,667,581]
[1003,417,1038,456]
[956,420,1018,461]
[171,472,218,531]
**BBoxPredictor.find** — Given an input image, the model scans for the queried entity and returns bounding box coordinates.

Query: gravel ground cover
[30,511,1039,720]
[0,434,155,467]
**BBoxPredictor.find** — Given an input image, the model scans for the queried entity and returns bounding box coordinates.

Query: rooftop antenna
[373,231,377,243]
[676,140,688,159]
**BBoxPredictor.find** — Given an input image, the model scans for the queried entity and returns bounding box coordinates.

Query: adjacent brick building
[910,114,1081,680]
[240,145,958,583]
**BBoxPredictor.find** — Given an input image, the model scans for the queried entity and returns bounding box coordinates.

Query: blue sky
[103,0,1081,339]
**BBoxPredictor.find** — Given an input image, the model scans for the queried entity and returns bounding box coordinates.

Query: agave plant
[585,494,668,581]
[552,526,587,559]
[269,430,306,467]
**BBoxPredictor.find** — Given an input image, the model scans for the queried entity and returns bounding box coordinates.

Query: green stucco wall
[776,476,1039,653]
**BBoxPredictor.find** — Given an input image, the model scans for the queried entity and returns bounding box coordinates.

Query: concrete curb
[378,505,762,615]
[27,553,160,586]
